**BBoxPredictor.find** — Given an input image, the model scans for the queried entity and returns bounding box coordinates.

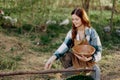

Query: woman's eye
[72,19,74,21]
[72,18,78,21]
[75,19,79,21]
[72,18,80,22]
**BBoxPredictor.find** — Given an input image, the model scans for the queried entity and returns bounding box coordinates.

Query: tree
[82,0,91,13]
[110,0,116,31]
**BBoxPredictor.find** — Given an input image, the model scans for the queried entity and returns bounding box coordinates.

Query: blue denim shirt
[54,27,102,62]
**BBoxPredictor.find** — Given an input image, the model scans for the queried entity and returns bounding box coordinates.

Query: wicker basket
[72,45,95,56]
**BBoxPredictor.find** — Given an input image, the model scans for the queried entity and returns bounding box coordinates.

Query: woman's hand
[74,54,92,62]
[44,55,57,70]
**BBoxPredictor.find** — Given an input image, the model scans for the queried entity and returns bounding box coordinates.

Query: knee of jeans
[93,65,100,72]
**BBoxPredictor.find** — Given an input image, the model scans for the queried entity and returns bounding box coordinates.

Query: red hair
[71,8,91,46]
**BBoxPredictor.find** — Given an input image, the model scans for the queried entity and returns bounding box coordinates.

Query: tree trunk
[110,0,116,31]
[82,0,90,13]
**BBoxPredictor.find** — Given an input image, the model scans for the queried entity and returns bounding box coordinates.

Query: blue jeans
[91,64,101,80]
[60,52,101,80]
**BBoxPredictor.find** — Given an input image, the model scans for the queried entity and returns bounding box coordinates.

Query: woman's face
[72,14,82,28]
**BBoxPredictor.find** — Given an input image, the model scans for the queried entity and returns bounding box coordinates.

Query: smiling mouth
[74,23,77,25]
[75,24,78,26]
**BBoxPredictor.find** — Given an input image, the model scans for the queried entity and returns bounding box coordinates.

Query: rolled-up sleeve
[54,30,72,60]
[90,28,102,62]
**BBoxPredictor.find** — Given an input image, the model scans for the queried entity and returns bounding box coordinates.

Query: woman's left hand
[74,54,92,61]
[81,55,92,61]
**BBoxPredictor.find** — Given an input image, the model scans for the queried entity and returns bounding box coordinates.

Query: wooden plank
[0,68,95,77]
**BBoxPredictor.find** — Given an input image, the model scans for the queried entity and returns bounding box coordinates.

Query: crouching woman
[44,8,102,80]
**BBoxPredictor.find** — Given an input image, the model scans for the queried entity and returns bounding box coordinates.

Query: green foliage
[0,51,23,70]
[90,10,120,50]
[29,34,37,41]
[40,34,51,45]
[0,54,17,70]
[0,15,4,25]
[16,27,23,34]
[39,23,70,46]
[66,75,94,80]
[22,24,34,32]
[10,54,23,62]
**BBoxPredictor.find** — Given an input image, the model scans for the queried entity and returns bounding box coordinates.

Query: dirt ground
[15,50,120,80]
[0,33,120,80]
[100,50,120,80]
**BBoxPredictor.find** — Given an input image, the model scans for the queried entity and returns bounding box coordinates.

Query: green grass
[0,52,23,70]
[0,0,120,74]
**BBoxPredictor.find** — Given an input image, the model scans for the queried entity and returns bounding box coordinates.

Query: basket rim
[72,45,95,55]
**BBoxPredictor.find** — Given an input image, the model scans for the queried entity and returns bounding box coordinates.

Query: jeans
[60,52,101,80]
[91,64,101,80]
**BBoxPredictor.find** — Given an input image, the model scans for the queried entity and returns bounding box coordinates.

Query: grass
[0,0,120,79]
[0,3,120,70]
[0,52,23,70]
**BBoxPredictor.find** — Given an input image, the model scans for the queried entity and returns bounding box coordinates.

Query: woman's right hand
[74,53,92,62]
[44,55,57,70]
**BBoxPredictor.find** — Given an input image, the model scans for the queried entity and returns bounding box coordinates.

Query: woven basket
[72,45,95,56]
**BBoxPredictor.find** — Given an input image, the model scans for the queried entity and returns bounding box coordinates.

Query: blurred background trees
[0,0,119,52]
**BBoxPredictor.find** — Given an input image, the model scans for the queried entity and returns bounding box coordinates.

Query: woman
[44,8,102,80]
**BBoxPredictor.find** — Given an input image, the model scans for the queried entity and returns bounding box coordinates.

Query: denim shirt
[54,27,102,62]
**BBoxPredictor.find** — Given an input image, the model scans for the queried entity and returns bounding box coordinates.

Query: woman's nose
[72,20,76,23]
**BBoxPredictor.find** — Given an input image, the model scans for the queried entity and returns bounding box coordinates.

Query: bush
[22,24,34,32]
[66,75,94,80]
[40,34,51,45]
